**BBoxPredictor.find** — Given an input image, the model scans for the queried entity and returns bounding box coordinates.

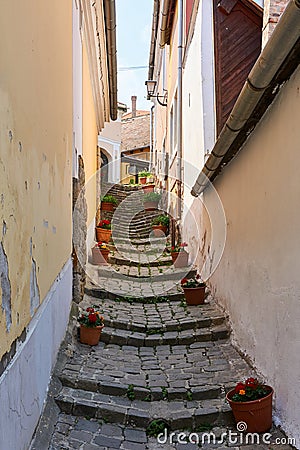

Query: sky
[115,0,153,112]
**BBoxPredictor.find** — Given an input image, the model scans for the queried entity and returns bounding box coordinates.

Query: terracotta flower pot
[226,387,273,433]
[144,201,159,211]
[171,250,189,268]
[101,202,114,212]
[142,184,155,193]
[139,177,147,184]
[183,286,206,305]
[80,325,104,346]
[152,225,167,237]
[91,246,110,264]
[95,227,112,243]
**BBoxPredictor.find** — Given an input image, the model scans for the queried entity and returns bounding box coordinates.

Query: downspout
[191,0,300,196]
[103,0,118,121]
[177,0,183,221]
[150,105,155,171]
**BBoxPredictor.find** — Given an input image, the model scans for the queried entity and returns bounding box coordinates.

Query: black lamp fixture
[145,80,168,107]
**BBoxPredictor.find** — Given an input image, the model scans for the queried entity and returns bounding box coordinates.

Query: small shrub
[146,419,170,437]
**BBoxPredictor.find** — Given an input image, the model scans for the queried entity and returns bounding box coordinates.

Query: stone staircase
[55,295,247,432]
[31,184,292,449]
[100,182,166,240]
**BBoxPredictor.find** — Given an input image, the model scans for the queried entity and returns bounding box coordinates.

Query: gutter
[148,0,160,80]
[103,0,118,121]
[191,0,300,197]
[160,0,171,48]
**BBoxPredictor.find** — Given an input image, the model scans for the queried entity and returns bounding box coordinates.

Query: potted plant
[95,219,112,243]
[91,242,110,264]
[78,306,104,345]
[181,275,206,305]
[226,377,273,433]
[138,171,151,185]
[151,215,169,236]
[169,242,189,267]
[141,183,155,193]
[100,194,118,212]
[143,192,161,211]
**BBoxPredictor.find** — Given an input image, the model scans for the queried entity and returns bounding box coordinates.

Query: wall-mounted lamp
[145,80,168,107]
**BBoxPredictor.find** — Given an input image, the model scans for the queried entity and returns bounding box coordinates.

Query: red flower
[171,246,175,251]
[235,382,246,393]
[246,377,259,388]
[88,313,97,323]
[181,278,188,285]
[86,307,94,313]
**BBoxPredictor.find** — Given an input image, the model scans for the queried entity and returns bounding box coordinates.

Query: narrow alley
[31,185,292,450]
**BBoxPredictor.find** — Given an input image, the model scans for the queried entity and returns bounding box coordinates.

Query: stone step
[100,324,229,347]
[55,387,232,430]
[93,265,196,281]
[59,374,223,402]
[84,285,185,302]
[109,254,172,267]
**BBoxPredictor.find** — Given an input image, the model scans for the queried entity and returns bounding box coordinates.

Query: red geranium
[88,313,97,323]
[86,307,94,313]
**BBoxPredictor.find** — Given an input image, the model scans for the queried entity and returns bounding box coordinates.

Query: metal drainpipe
[150,105,154,171]
[177,0,183,223]
[103,0,118,121]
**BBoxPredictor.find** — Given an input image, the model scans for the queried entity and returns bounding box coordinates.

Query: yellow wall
[200,65,300,442]
[82,42,98,230]
[0,0,73,356]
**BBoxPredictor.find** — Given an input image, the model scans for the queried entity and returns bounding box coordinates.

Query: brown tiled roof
[121,110,150,120]
[121,113,150,151]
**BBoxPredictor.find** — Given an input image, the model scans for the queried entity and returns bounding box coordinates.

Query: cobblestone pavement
[31,227,295,449]
[49,415,293,450]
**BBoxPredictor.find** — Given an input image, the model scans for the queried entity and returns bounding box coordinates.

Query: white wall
[182,0,216,266]
[202,65,300,447]
[0,259,72,450]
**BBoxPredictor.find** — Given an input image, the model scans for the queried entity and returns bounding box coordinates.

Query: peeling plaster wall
[0,0,72,357]
[0,259,72,450]
[201,65,300,445]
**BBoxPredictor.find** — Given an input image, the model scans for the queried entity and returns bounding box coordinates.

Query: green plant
[161,387,168,400]
[144,393,151,402]
[181,274,206,288]
[127,384,135,401]
[231,377,271,402]
[138,171,151,177]
[186,391,193,401]
[78,306,104,328]
[146,419,169,437]
[196,423,214,432]
[101,194,118,205]
[129,178,135,184]
[143,192,161,202]
[151,215,169,226]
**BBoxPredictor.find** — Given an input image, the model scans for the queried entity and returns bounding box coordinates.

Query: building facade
[148,0,300,445]
[0,1,116,448]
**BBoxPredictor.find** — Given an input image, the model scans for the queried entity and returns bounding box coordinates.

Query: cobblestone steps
[100,324,229,347]
[55,387,232,430]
